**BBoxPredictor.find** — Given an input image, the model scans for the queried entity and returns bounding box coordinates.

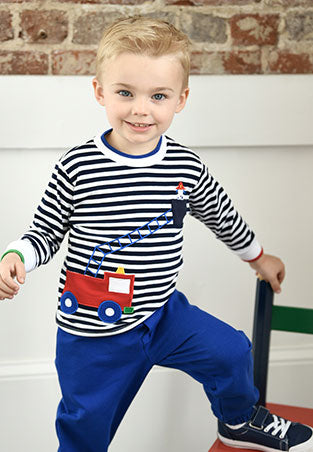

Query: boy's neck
[105,130,161,156]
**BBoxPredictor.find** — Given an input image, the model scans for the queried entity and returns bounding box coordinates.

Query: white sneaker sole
[218,426,313,452]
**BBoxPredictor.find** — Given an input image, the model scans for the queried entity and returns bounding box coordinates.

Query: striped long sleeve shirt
[13,130,261,337]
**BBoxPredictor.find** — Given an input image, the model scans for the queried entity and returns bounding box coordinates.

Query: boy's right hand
[0,253,26,300]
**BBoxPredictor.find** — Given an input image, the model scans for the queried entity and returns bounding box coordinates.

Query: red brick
[190,49,261,74]
[230,14,279,46]
[223,50,262,73]
[166,0,259,4]
[0,51,48,74]
[0,10,14,41]
[180,12,227,43]
[165,0,195,4]
[20,10,68,44]
[52,50,97,75]
[286,12,313,41]
[265,0,313,6]
[267,50,313,74]
[73,11,123,45]
[55,0,146,3]
[190,51,202,73]
[192,51,227,74]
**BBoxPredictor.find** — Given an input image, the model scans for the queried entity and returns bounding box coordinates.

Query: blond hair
[95,16,190,89]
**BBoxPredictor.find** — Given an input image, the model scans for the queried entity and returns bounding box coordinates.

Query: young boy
[0,16,312,452]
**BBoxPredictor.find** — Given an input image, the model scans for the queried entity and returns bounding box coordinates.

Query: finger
[278,266,286,284]
[0,277,17,295]
[0,286,16,299]
[0,294,15,300]
[0,282,17,296]
[269,277,281,294]
[0,270,19,292]
[15,261,26,284]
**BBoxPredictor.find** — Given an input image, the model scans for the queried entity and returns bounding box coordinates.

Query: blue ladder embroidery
[85,208,173,277]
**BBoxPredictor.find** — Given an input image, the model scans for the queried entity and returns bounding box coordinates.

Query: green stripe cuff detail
[0,249,25,263]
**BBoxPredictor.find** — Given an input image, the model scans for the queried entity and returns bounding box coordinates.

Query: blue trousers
[55,289,259,452]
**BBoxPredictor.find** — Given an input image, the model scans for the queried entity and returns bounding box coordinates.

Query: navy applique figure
[171,182,187,228]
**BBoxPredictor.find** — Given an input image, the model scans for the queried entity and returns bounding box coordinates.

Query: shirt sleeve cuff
[233,238,263,262]
[5,239,37,273]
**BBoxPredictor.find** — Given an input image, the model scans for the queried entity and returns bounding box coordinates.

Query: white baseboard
[1,343,313,380]
[0,360,56,380]
[269,343,313,367]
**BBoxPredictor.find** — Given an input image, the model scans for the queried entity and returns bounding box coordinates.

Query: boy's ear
[175,87,190,114]
[92,77,105,106]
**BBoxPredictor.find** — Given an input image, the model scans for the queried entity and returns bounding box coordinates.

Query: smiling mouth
[126,121,154,128]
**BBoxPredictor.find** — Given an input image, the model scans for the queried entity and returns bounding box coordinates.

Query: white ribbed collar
[93,131,168,167]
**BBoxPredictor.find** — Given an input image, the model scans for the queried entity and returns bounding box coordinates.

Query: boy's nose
[131,98,149,116]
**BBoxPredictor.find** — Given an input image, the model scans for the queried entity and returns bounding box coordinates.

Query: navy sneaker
[218,406,313,451]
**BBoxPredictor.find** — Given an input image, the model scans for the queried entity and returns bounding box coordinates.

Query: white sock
[226,422,246,430]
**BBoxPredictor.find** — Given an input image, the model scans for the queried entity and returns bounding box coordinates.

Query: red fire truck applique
[60,266,135,324]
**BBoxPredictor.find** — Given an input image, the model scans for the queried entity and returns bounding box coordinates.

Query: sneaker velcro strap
[250,406,270,429]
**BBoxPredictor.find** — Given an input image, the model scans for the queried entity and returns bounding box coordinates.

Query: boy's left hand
[248,253,285,294]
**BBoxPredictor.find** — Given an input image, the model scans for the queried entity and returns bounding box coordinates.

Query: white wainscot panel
[0,75,313,149]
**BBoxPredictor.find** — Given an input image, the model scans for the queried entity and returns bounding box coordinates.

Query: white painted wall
[0,75,312,452]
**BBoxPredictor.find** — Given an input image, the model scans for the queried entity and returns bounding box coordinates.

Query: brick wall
[0,0,312,75]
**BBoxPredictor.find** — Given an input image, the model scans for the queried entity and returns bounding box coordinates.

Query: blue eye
[152,93,166,101]
[118,90,132,97]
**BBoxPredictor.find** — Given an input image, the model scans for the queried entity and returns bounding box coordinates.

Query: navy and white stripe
[21,132,260,337]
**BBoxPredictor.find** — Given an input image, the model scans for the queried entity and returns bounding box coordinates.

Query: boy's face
[92,52,189,155]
